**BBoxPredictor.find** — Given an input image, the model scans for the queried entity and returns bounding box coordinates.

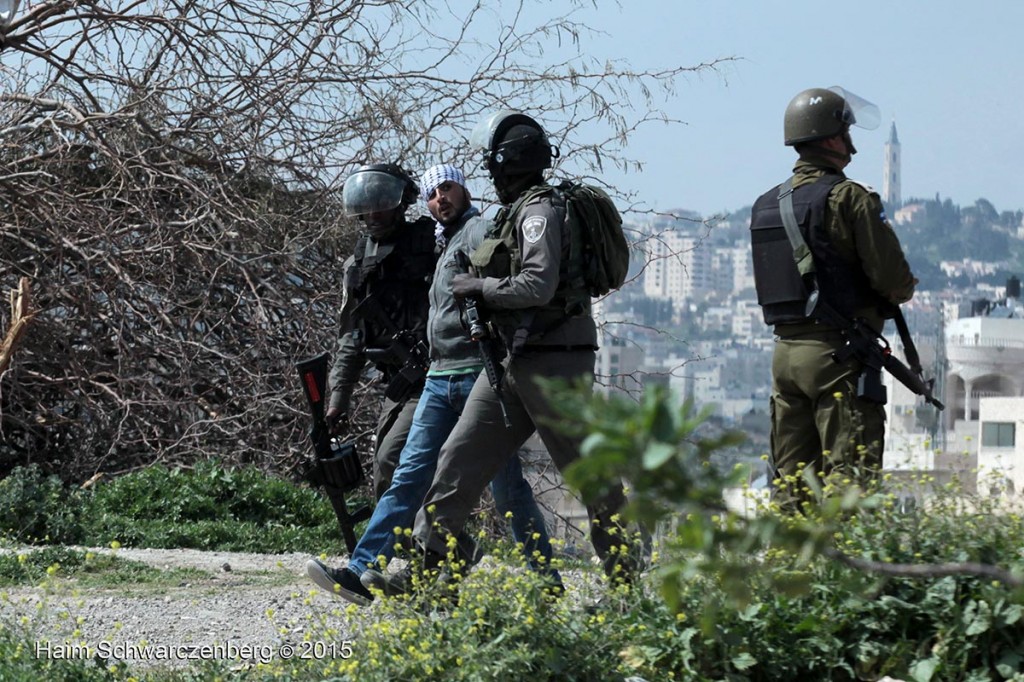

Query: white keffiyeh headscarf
[420,164,468,248]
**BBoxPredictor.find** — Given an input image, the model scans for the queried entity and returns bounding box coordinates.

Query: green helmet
[783,86,880,146]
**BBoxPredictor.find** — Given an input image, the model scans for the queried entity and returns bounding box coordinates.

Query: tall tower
[882,120,901,207]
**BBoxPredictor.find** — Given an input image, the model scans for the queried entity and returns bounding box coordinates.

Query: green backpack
[471,181,629,300]
[558,181,629,297]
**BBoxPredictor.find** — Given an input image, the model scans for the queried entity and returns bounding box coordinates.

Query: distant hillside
[894,197,1023,289]
[702,197,1024,291]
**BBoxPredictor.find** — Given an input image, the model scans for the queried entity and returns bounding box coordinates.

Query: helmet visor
[342,170,409,217]
[469,109,519,152]
[829,86,880,131]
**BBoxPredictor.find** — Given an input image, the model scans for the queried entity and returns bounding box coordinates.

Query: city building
[643,232,714,302]
[594,335,645,398]
[885,279,1024,500]
[977,396,1022,497]
[882,120,901,208]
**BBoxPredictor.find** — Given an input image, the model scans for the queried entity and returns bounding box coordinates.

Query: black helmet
[470,110,558,179]
[342,163,418,217]
[784,86,880,146]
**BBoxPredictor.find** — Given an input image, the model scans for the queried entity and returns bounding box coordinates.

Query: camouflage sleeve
[835,182,916,305]
[480,198,563,309]
[327,255,366,413]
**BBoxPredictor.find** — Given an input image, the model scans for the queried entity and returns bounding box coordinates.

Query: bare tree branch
[0,0,727,485]
[827,547,1024,588]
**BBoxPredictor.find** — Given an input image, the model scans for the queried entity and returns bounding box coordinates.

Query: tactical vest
[344,216,436,369]
[750,175,879,326]
[470,184,589,327]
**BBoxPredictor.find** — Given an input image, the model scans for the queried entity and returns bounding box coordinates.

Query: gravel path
[0,546,911,681]
[0,546,359,669]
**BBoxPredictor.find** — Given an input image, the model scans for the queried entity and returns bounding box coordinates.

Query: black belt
[776,330,845,342]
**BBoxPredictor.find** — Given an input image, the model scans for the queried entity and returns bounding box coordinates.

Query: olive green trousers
[770,337,885,508]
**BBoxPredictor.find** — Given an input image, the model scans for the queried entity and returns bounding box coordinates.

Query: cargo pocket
[470,238,511,279]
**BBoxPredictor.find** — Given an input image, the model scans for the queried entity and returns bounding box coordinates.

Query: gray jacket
[427,208,490,373]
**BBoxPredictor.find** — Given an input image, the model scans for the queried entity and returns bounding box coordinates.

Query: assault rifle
[454,250,511,428]
[351,295,430,403]
[806,291,945,410]
[296,353,371,553]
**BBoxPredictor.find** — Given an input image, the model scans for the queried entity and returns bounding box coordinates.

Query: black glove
[452,273,484,298]
[325,407,350,437]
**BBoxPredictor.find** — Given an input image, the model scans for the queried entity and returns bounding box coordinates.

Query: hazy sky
[526,1,1024,217]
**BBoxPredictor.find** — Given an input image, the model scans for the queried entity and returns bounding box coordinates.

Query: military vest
[750,175,880,326]
[470,184,589,326]
[345,216,436,363]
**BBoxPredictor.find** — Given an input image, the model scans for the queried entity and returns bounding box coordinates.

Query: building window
[981,422,1016,447]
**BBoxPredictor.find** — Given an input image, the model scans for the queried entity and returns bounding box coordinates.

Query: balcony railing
[948,337,1024,350]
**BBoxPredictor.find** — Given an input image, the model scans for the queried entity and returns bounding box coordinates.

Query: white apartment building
[887,293,1024,500]
[893,202,925,225]
[643,232,714,302]
[700,305,732,334]
[977,397,1023,497]
[728,243,757,295]
[944,313,1024,427]
[594,337,645,398]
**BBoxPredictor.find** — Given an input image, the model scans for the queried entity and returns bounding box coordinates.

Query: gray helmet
[342,164,418,217]
[469,110,558,178]
[784,86,880,146]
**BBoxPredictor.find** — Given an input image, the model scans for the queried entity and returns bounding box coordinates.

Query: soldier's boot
[601,529,651,591]
[361,546,445,597]
[364,545,469,609]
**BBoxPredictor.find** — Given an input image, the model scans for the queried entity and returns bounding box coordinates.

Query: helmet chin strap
[841,129,857,156]
[818,146,852,165]
[812,130,856,166]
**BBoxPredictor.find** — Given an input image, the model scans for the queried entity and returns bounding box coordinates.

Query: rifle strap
[780,177,929,388]
[777,177,817,281]
[892,308,924,376]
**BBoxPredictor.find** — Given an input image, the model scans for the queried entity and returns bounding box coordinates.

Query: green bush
[79,460,350,553]
[0,460,353,553]
[0,546,89,585]
[0,464,84,544]
[550,383,1024,681]
[0,622,119,682]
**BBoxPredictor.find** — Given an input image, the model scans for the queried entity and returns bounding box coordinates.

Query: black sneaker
[306,559,373,606]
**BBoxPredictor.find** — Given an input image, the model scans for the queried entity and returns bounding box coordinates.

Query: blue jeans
[346,372,557,579]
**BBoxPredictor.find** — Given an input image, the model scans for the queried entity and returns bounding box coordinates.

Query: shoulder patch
[522,215,547,244]
[848,178,878,194]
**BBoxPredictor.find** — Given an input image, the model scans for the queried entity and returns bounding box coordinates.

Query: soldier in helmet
[374,112,638,598]
[308,164,560,605]
[749,87,917,510]
[327,163,436,501]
